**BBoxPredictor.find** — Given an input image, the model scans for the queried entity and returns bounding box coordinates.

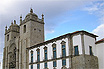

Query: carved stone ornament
[9,44,16,69]
[61,66,67,69]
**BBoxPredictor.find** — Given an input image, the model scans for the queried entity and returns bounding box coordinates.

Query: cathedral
[3,8,104,69]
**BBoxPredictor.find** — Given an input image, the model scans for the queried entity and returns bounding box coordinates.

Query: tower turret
[14,20,16,24]
[5,26,7,34]
[42,14,44,22]
[20,15,22,25]
[30,8,33,13]
[5,20,20,41]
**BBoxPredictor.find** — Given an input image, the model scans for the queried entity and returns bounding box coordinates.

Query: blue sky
[46,7,100,40]
[0,0,104,65]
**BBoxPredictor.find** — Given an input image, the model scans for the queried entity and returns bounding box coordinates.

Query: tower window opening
[7,34,9,41]
[24,25,26,33]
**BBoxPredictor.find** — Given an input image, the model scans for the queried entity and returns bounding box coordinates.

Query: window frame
[52,43,57,59]
[89,46,93,55]
[53,60,57,67]
[62,59,66,66]
[43,46,47,60]
[36,48,40,62]
[74,46,79,56]
[61,41,66,57]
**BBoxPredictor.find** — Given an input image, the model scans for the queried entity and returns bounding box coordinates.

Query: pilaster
[68,35,73,69]
[19,41,22,69]
[80,32,85,69]
[81,32,85,55]
[26,38,29,69]
[16,49,19,69]
[5,47,8,69]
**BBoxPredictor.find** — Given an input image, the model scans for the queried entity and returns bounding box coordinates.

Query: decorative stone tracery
[8,43,16,69]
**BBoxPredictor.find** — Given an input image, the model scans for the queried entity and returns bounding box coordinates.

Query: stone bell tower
[3,20,20,69]
[3,8,45,69]
[19,8,45,69]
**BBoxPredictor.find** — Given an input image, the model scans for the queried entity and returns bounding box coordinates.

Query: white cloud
[83,1,104,40]
[83,5,98,14]
[93,24,104,40]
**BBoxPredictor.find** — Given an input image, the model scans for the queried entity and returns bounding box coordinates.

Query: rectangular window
[31,65,33,69]
[53,61,56,67]
[89,46,93,55]
[37,64,40,69]
[62,49,66,57]
[62,59,66,66]
[24,25,26,33]
[7,35,9,41]
[45,53,47,60]
[53,47,56,50]
[53,51,56,58]
[37,55,40,61]
[45,62,47,68]
[45,49,47,53]
[62,45,65,48]
[74,46,79,56]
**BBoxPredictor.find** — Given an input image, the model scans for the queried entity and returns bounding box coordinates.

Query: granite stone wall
[72,55,98,69]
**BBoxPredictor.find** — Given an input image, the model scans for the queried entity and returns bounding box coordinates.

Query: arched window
[52,43,57,67]
[44,46,47,60]
[61,41,66,66]
[61,41,66,57]
[52,43,56,59]
[36,48,40,62]
[43,46,48,68]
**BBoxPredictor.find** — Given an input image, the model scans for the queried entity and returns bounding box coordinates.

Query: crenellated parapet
[5,20,20,35]
[20,8,44,25]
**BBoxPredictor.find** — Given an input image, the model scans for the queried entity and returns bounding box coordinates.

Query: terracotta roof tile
[96,38,104,44]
